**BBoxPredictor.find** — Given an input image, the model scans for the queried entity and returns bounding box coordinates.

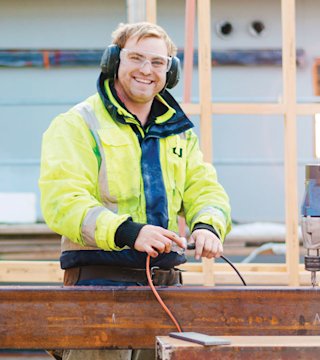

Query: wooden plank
[197,0,215,287]
[0,261,313,285]
[296,103,320,115]
[182,102,320,116]
[197,0,212,162]
[212,103,285,115]
[179,103,200,115]
[0,253,60,261]
[156,336,320,360]
[146,0,156,23]
[181,262,288,272]
[183,0,196,103]
[0,225,59,261]
[0,261,63,283]
[0,224,56,235]
[1,287,320,349]
[281,0,299,286]
[183,271,312,285]
[0,239,58,246]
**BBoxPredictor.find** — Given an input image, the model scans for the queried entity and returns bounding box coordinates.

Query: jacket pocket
[97,128,140,203]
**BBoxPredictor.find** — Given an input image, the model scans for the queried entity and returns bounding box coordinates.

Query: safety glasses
[120,48,172,72]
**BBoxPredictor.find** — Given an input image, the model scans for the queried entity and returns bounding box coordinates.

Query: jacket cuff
[192,222,220,239]
[115,218,146,249]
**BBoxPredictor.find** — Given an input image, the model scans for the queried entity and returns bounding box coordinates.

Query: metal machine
[301,164,320,287]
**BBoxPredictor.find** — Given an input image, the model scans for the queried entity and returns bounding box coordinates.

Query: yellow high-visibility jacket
[39,78,231,269]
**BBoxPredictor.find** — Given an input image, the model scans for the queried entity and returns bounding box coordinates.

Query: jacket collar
[96,73,193,137]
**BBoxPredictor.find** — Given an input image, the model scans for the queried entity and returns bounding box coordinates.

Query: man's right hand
[134,225,186,258]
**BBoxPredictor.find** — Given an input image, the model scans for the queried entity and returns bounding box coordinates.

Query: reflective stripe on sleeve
[191,206,227,230]
[74,102,117,212]
[81,206,106,246]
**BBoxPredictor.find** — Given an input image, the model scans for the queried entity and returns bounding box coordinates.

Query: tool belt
[64,264,182,286]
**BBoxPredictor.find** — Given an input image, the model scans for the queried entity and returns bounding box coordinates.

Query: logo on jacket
[173,147,183,158]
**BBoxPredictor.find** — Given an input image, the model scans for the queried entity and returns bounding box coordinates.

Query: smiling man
[39,22,231,360]
[115,37,168,120]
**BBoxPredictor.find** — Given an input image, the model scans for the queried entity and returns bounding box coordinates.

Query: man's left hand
[189,229,223,260]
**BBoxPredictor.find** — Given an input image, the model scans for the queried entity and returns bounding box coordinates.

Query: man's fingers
[166,232,187,249]
[202,238,213,258]
[150,226,186,249]
[151,235,174,253]
[134,225,187,256]
[153,240,166,254]
[164,239,173,253]
[145,245,159,258]
[191,230,224,259]
[194,235,205,260]
[214,241,223,258]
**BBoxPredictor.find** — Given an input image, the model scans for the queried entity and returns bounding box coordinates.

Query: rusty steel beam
[1,286,320,349]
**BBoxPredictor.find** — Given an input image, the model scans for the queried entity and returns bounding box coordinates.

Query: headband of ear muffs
[100,44,180,89]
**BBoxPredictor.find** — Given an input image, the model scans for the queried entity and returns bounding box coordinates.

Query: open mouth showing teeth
[134,78,153,84]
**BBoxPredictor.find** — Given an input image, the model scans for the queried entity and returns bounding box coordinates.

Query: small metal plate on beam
[169,332,231,346]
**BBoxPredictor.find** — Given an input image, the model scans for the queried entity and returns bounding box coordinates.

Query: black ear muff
[166,56,180,89]
[100,44,121,79]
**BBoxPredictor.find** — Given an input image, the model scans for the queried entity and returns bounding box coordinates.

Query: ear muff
[100,44,180,89]
[100,44,121,79]
[166,56,181,89]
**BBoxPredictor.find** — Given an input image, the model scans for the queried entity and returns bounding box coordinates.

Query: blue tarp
[0,49,306,68]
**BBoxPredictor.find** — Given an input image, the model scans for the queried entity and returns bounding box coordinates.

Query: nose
[139,59,152,74]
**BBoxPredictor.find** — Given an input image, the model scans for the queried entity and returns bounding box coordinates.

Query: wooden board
[0,261,314,285]
[1,286,320,349]
[156,336,320,360]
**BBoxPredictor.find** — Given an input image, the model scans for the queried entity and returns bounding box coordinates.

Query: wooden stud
[197,0,213,163]
[197,0,215,286]
[146,0,157,23]
[183,0,196,103]
[281,0,299,286]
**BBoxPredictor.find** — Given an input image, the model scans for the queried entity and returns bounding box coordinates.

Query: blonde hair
[112,22,177,57]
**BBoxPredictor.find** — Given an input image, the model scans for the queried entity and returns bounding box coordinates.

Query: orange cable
[146,254,182,333]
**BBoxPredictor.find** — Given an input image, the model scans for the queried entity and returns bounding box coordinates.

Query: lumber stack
[0,224,60,260]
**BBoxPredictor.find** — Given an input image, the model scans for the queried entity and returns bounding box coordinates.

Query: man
[39,22,231,360]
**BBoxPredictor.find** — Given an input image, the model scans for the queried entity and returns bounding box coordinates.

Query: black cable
[187,244,247,286]
[221,255,247,286]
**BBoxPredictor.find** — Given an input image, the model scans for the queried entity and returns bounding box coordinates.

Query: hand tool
[301,164,320,287]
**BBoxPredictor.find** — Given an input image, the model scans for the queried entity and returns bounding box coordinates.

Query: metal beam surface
[1,286,320,349]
